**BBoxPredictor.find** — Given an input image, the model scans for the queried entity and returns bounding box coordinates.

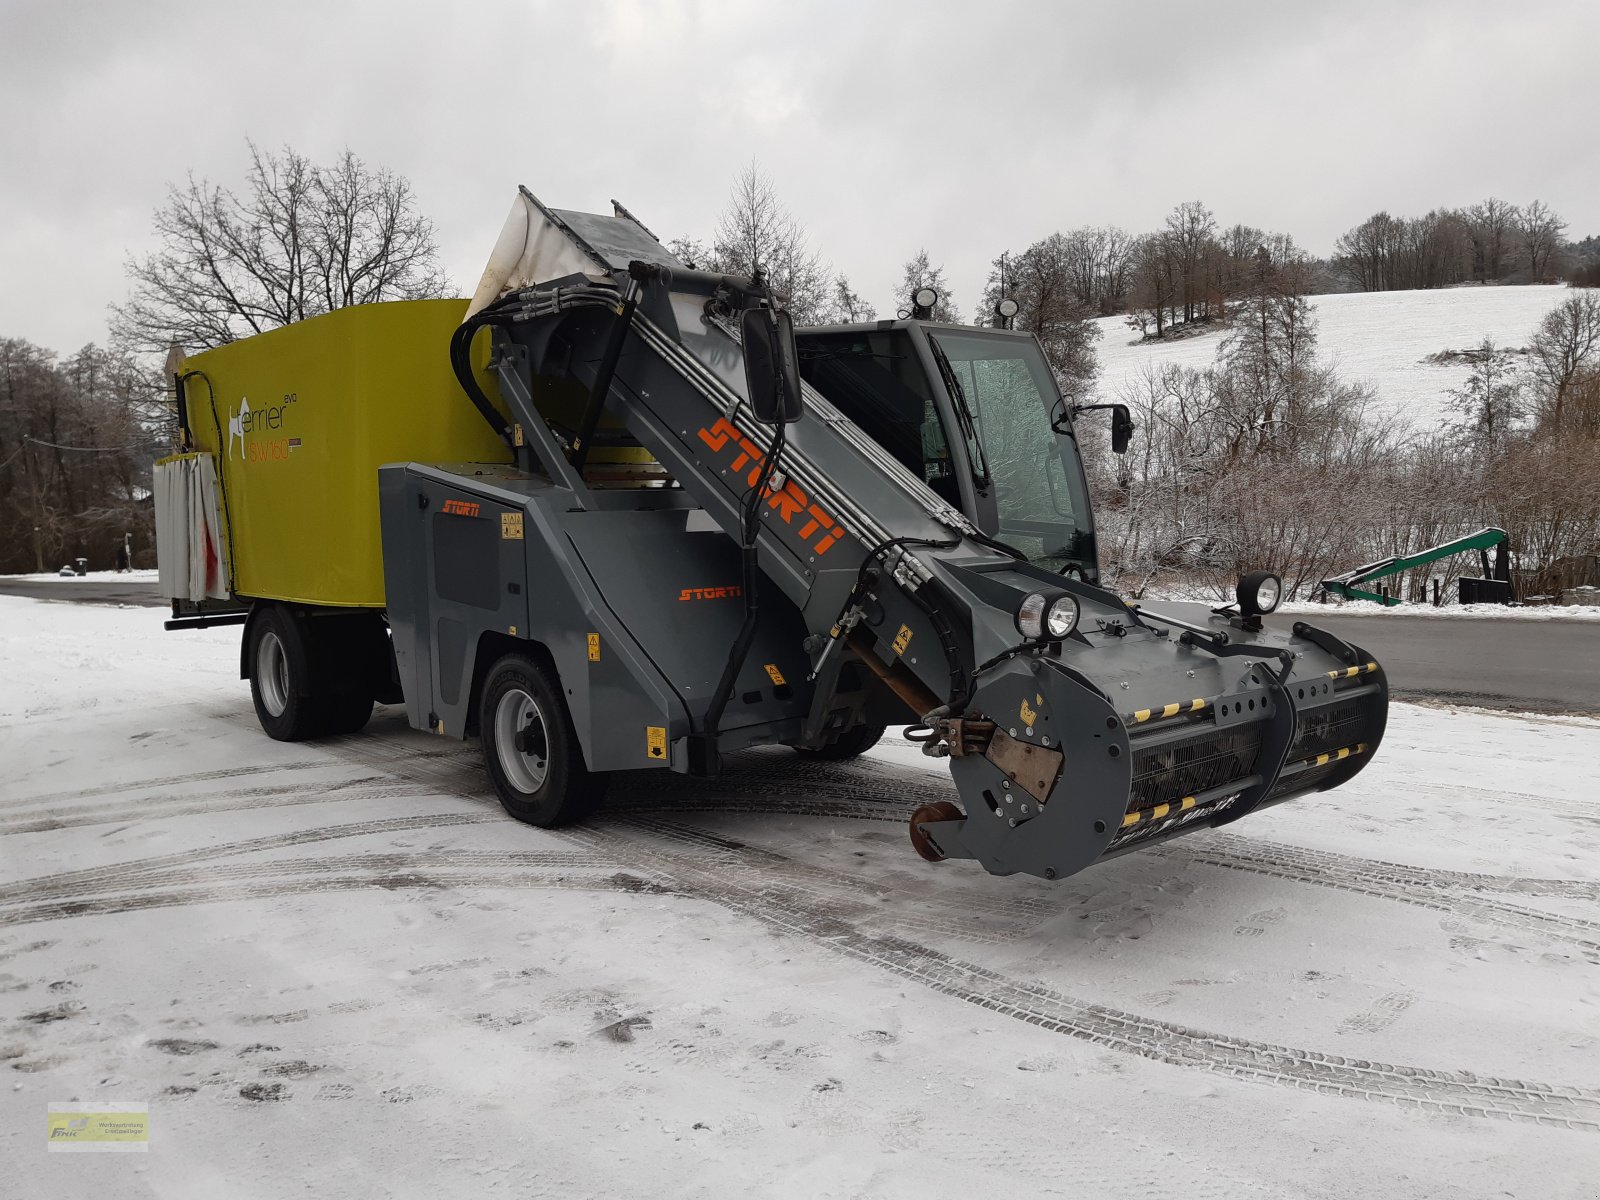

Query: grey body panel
[378,460,814,771]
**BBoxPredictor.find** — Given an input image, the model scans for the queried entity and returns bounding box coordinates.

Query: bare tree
[1334,210,1471,291]
[1527,291,1600,428]
[665,236,712,269]
[826,274,875,323]
[1518,200,1568,282]
[0,339,160,574]
[709,162,831,324]
[1467,196,1520,282]
[895,249,961,323]
[976,235,1100,397]
[112,141,448,353]
[1056,226,1137,315]
[1163,201,1218,324]
[1126,232,1180,338]
[1446,339,1526,446]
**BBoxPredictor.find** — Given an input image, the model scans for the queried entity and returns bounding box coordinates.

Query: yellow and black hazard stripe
[1120,793,1202,830]
[1128,697,1210,725]
[1326,661,1379,680]
[1294,741,1367,769]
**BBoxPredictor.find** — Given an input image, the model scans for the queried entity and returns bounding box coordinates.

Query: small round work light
[1045,595,1080,639]
[1236,570,1283,618]
[1016,592,1047,639]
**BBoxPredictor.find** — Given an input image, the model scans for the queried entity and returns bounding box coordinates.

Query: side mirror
[1111,404,1134,454]
[742,306,804,424]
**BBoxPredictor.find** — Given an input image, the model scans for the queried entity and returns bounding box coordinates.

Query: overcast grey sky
[2,0,1596,352]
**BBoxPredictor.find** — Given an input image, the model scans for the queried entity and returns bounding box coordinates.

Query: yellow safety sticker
[646,726,667,759]
[763,663,786,686]
[508,625,517,637]
[586,633,601,662]
[501,511,524,540]
[892,624,914,655]
[1019,697,1037,727]
[513,423,525,447]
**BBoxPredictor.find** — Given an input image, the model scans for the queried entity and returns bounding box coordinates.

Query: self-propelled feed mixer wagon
[155,189,1389,882]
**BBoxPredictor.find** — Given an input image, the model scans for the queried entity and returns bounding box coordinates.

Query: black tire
[321,691,375,736]
[479,653,607,827]
[248,606,327,741]
[796,723,886,761]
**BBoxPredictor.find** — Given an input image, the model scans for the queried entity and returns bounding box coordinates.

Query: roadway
[0,575,1594,716]
[0,575,167,607]
[1265,610,1599,717]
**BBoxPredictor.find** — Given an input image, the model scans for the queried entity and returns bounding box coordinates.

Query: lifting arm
[1321,527,1508,605]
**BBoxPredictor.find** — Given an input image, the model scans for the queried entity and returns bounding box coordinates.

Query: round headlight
[914,286,939,310]
[1237,570,1283,617]
[1016,592,1047,639]
[996,298,1019,319]
[1045,594,1079,639]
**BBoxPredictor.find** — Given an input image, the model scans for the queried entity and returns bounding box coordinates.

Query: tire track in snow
[0,779,438,836]
[600,762,1600,950]
[13,734,1590,954]
[8,750,1598,1130]
[565,819,1600,1132]
[0,813,500,905]
[0,849,628,915]
[4,735,465,811]
[0,868,663,926]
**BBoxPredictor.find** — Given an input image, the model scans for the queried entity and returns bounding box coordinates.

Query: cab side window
[797,331,957,501]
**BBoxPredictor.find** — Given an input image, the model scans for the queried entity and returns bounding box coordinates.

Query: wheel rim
[258,630,290,717]
[494,687,549,794]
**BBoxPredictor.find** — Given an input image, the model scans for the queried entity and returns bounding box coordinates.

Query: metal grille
[1128,726,1263,813]
[1267,760,1344,802]
[1291,699,1366,759]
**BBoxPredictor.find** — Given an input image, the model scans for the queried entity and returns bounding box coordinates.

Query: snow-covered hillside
[1094,284,1574,429]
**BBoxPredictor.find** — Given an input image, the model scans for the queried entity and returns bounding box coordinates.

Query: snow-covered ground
[1095,285,1574,428]
[4,569,159,583]
[3,594,1598,1198]
[1275,598,1600,620]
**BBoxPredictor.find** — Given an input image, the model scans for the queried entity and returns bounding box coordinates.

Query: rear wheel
[321,691,375,736]
[479,653,607,827]
[796,723,886,761]
[249,607,326,741]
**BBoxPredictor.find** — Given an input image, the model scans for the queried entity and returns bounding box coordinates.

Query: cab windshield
[927,330,1095,573]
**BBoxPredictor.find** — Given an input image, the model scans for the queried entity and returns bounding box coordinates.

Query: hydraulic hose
[449,283,623,446]
[702,419,787,744]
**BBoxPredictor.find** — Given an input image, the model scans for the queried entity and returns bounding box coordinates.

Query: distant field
[1093,284,1574,428]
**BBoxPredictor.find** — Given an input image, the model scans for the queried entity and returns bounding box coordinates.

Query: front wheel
[795,723,886,761]
[479,653,607,827]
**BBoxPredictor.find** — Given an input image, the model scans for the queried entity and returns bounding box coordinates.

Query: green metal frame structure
[1321,527,1509,605]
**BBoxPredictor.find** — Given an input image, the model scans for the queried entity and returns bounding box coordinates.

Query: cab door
[794,325,997,531]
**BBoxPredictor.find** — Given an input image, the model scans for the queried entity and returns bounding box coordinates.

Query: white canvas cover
[154,453,230,602]
[464,192,606,320]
